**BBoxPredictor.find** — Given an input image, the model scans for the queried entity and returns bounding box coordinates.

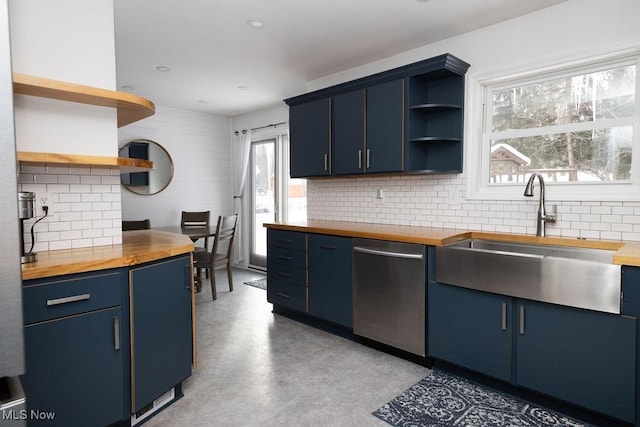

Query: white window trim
[466,47,640,202]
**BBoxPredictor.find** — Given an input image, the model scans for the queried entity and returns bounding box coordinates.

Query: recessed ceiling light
[247,20,264,28]
[238,86,250,91]
[121,85,134,91]
[155,65,170,72]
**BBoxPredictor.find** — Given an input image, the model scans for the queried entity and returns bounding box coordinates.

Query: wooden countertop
[264,220,639,267]
[22,230,194,281]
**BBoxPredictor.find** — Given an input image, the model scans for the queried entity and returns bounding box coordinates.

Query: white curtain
[232,129,252,263]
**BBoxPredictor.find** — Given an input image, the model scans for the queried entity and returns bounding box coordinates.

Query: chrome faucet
[524,172,556,237]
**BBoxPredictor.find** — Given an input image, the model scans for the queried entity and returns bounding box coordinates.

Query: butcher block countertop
[264,220,640,267]
[21,230,194,281]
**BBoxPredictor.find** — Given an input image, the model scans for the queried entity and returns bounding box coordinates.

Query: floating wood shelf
[17,151,153,172]
[13,73,155,127]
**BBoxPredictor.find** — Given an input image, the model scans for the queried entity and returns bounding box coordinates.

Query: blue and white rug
[373,370,590,427]
[243,278,267,290]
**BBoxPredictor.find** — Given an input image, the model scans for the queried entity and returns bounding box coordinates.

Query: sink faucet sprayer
[523,172,556,237]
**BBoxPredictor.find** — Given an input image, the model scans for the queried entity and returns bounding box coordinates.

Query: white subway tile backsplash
[307,174,640,242]
[18,167,122,250]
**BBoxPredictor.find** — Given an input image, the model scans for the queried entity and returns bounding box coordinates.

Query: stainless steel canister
[18,191,35,220]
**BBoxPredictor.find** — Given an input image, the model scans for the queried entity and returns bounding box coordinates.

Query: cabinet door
[366,79,404,173]
[22,307,124,426]
[308,235,353,328]
[130,256,192,412]
[289,98,331,177]
[428,282,512,381]
[332,90,365,175]
[516,300,636,423]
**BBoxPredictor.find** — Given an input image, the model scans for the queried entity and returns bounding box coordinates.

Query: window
[470,55,639,201]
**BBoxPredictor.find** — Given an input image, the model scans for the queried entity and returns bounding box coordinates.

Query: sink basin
[435,239,621,314]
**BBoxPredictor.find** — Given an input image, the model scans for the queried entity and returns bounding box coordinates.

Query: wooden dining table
[155,226,217,242]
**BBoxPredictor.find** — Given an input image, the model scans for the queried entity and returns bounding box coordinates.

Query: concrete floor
[145,267,430,426]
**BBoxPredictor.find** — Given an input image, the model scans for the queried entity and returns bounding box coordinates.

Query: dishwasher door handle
[353,246,424,260]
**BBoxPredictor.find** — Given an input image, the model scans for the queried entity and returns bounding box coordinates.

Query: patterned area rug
[373,370,590,427]
[243,278,267,290]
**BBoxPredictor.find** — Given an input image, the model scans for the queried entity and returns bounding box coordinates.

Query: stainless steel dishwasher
[352,238,426,356]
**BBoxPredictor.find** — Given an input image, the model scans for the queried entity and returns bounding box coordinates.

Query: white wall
[119,105,233,227]
[10,0,117,156]
[304,0,640,241]
[11,0,124,250]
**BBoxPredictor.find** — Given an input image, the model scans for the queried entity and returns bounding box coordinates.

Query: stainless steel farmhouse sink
[435,239,622,314]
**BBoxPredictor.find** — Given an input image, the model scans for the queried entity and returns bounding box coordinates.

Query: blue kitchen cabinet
[332,80,404,175]
[129,255,193,413]
[332,89,365,175]
[405,74,465,173]
[516,299,636,423]
[285,54,469,178]
[289,98,331,177]
[308,234,353,328]
[429,280,637,423]
[428,281,512,381]
[366,79,404,173]
[21,271,127,426]
[267,229,308,313]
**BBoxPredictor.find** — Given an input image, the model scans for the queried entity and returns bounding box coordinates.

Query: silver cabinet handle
[358,149,362,169]
[46,293,90,306]
[519,305,525,335]
[114,316,120,351]
[353,246,424,260]
[324,153,328,171]
[277,292,291,299]
[501,302,507,331]
[366,148,370,168]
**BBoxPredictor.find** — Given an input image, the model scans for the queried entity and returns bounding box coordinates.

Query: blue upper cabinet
[366,79,404,174]
[285,53,469,178]
[289,98,331,178]
[332,80,404,175]
[332,89,366,175]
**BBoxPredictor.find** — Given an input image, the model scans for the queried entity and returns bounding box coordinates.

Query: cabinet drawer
[267,278,307,313]
[23,272,122,325]
[268,246,306,269]
[267,261,306,286]
[268,230,306,251]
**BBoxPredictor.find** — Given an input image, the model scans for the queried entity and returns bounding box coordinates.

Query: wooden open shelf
[13,73,155,127]
[17,151,153,172]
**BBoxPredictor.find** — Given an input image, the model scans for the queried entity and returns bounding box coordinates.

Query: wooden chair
[122,219,151,231]
[193,214,238,300]
[181,210,211,248]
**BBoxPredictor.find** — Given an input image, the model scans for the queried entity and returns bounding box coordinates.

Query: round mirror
[119,139,174,195]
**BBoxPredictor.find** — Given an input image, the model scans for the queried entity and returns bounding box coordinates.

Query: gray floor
[145,267,430,426]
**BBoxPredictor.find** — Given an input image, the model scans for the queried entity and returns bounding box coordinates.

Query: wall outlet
[37,192,54,215]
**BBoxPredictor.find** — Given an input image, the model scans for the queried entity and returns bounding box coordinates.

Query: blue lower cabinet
[428,282,512,381]
[130,256,193,412]
[429,281,637,423]
[22,306,125,426]
[267,278,307,313]
[516,300,636,423]
[308,234,352,328]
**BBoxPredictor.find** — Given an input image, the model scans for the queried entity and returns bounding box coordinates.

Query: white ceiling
[114,0,568,118]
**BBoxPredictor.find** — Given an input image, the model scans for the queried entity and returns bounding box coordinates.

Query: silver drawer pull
[46,293,91,306]
[501,302,507,331]
[277,256,292,261]
[114,317,120,351]
[277,272,292,278]
[277,292,291,299]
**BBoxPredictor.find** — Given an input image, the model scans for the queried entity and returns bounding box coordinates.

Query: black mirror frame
[119,138,174,195]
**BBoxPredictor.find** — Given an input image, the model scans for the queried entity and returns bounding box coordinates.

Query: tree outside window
[486,64,635,184]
